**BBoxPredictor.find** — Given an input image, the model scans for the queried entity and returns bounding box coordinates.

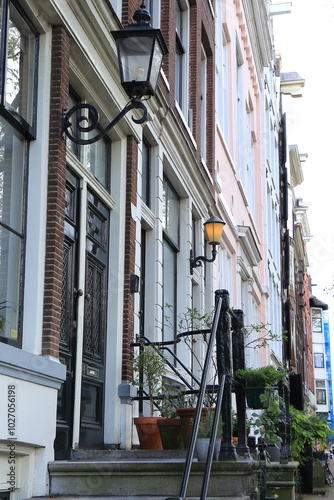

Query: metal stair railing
[131,289,253,500]
[131,332,216,412]
[165,291,225,500]
[131,330,210,392]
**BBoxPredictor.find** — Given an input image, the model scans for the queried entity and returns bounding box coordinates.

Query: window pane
[162,178,179,247]
[0,120,24,233]
[86,138,110,190]
[312,309,322,332]
[176,1,183,38]
[0,226,21,343]
[314,353,324,368]
[66,94,81,160]
[163,239,176,344]
[316,389,326,405]
[142,140,150,207]
[5,2,37,127]
[0,119,25,346]
[175,1,186,109]
[66,94,110,191]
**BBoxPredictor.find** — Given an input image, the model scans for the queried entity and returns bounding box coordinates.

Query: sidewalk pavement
[301,485,334,500]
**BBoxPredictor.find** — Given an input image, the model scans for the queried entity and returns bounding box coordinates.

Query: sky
[273,0,334,313]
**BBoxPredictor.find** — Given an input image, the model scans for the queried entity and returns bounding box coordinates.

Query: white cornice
[289,145,304,187]
[237,225,262,266]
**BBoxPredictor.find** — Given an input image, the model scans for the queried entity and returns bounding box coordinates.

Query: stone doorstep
[31,497,251,500]
[48,460,258,497]
[70,450,189,461]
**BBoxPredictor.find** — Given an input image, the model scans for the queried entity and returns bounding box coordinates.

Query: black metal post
[165,295,224,500]
[232,309,249,458]
[278,379,290,464]
[215,289,237,460]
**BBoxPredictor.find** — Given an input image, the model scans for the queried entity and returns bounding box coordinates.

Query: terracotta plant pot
[176,408,197,449]
[157,418,184,449]
[134,417,164,450]
[177,407,213,449]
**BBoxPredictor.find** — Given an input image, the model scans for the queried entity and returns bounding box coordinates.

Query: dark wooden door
[80,189,109,448]
[55,168,81,459]
[55,170,109,457]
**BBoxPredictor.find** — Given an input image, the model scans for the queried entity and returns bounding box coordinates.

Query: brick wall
[122,135,139,380]
[42,26,70,357]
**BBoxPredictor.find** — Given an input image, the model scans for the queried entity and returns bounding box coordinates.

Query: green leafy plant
[197,408,223,438]
[131,340,167,417]
[290,406,333,464]
[251,391,283,446]
[234,366,287,388]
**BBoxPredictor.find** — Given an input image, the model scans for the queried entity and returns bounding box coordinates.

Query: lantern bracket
[62,98,147,145]
[190,245,218,274]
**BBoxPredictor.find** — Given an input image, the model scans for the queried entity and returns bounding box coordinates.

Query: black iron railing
[130,288,290,500]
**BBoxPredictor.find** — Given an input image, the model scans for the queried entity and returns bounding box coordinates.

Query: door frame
[71,176,87,449]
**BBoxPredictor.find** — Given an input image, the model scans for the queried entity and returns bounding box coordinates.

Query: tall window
[200,46,207,162]
[236,36,245,173]
[0,1,39,346]
[216,0,229,142]
[175,0,188,115]
[141,140,151,208]
[162,177,180,345]
[243,97,255,214]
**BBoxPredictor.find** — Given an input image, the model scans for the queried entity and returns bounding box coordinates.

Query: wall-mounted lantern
[190,216,226,273]
[62,2,168,145]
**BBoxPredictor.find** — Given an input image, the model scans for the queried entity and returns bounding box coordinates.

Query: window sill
[0,344,66,390]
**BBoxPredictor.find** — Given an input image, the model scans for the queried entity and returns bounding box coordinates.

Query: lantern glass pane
[118,36,154,83]
[205,222,223,243]
[149,39,163,91]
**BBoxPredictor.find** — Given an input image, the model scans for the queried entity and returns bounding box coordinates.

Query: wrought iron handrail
[130,328,213,401]
[131,328,211,386]
[166,292,224,500]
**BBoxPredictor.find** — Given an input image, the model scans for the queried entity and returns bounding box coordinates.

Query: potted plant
[131,340,167,449]
[234,365,287,409]
[174,392,198,449]
[157,390,184,450]
[195,408,223,461]
[251,391,283,460]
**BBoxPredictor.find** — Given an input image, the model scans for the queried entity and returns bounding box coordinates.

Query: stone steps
[36,497,248,500]
[48,452,257,498]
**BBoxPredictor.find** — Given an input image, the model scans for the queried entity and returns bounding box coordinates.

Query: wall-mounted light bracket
[62,99,147,145]
[190,244,219,273]
[190,216,226,274]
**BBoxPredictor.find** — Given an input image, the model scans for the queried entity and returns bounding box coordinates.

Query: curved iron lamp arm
[62,98,147,145]
[190,243,218,273]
